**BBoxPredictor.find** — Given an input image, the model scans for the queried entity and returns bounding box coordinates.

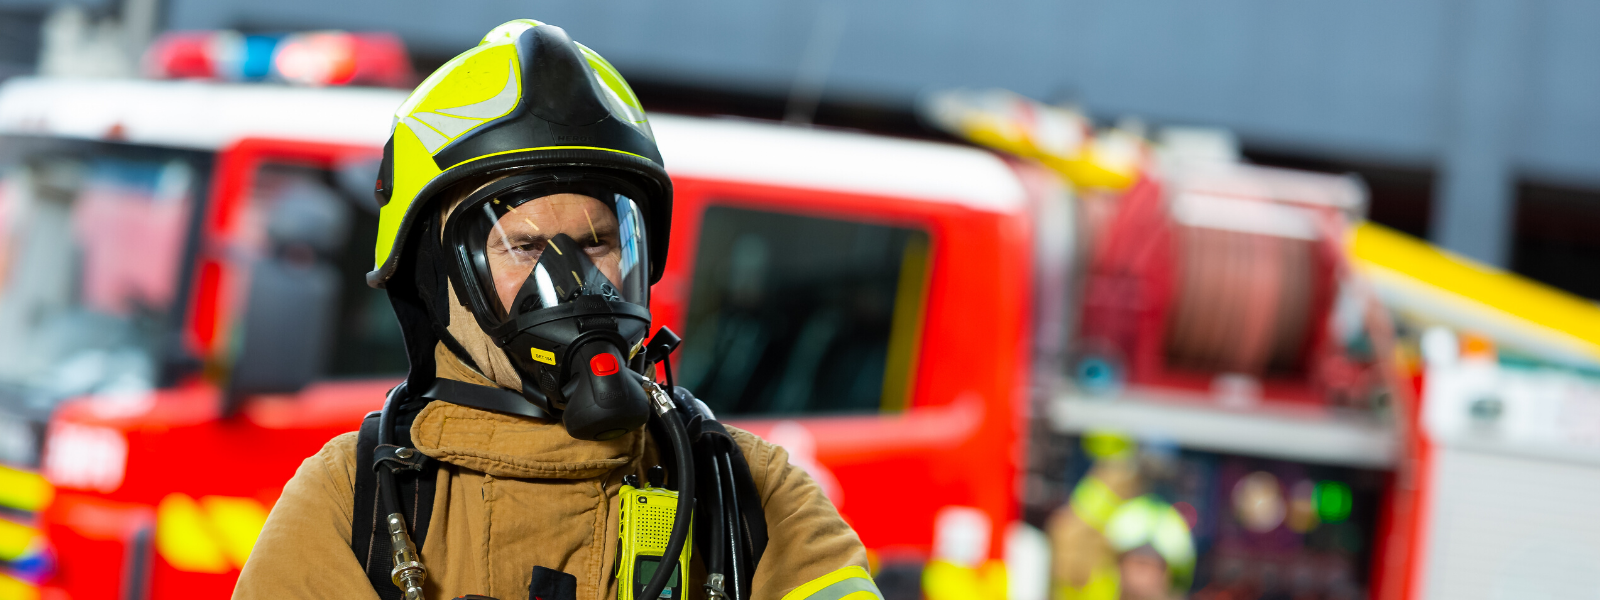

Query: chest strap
[421,378,548,420]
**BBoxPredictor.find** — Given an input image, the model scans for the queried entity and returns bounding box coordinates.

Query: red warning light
[144,29,414,87]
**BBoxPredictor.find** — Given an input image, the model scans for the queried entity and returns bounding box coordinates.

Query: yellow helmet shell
[368,19,670,288]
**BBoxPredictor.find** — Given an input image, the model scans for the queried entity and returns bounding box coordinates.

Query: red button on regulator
[589,352,619,376]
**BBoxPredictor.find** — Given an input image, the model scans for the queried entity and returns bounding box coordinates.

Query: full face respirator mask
[441,171,656,441]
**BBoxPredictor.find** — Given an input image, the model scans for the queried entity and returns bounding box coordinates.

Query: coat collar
[412,344,643,479]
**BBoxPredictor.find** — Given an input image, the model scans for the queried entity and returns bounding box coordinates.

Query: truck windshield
[0,139,206,402]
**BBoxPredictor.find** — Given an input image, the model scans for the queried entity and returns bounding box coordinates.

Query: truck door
[191,139,407,401]
[663,185,933,566]
[653,175,1030,583]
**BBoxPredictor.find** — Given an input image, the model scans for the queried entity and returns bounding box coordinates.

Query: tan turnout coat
[233,354,872,600]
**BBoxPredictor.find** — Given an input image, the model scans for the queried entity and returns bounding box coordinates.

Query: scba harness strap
[348,384,768,600]
[353,406,439,600]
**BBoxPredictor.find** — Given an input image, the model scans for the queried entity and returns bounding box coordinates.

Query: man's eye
[507,238,546,253]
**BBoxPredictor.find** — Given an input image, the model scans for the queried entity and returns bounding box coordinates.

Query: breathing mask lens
[445,174,656,440]
[461,186,649,325]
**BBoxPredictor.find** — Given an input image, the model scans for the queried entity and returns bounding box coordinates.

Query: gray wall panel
[1521,0,1600,183]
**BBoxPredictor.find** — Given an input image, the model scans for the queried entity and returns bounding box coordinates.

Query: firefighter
[233,19,879,600]
[1047,432,1194,600]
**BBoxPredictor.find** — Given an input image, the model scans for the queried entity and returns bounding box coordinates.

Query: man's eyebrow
[495,230,547,247]
[509,232,546,243]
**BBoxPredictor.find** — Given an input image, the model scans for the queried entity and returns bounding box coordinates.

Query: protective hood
[444,288,525,392]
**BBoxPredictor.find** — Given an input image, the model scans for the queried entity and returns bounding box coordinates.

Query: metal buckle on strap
[373,444,430,473]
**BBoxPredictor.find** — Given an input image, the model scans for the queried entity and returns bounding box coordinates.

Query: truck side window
[245,166,407,379]
[679,205,931,416]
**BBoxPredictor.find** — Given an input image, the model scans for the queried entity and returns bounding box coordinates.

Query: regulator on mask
[442,171,655,441]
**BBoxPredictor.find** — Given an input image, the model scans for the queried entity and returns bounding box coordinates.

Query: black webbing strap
[352,409,439,600]
[416,227,482,377]
[422,378,549,420]
[725,428,769,569]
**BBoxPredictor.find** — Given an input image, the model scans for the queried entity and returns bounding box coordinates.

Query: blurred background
[0,1,1597,600]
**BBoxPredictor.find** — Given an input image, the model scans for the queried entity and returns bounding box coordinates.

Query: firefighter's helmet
[367,19,671,288]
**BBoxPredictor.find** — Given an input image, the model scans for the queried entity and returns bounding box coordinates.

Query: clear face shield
[443,172,655,440]
[460,184,649,322]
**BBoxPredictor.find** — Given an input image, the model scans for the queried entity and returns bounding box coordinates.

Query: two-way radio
[616,468,692,600]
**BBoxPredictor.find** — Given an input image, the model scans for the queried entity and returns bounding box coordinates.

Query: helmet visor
[455,181,649,324]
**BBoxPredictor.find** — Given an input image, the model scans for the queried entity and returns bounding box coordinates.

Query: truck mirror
[223,256,340,415]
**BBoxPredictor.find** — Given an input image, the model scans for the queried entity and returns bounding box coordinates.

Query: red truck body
[0,79,1048,599]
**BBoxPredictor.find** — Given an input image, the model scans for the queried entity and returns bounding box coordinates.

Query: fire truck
[2,45,1598,600]
[0,71,1049,599]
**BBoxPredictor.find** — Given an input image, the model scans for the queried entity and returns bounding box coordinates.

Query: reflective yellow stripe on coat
[781,566,883,600]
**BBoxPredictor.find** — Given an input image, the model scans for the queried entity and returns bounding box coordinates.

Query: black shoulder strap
[352,408,440,600]
[725,432,769,568]
[352,376,541,598]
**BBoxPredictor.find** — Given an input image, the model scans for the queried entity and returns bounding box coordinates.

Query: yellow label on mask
[531,348,556,365]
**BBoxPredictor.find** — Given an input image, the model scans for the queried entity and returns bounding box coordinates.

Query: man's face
[484,193,622,313]
[1119,549,1171,600]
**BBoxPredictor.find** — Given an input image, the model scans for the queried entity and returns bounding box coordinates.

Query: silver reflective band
[799,577,882,600]
[779,566,883,600]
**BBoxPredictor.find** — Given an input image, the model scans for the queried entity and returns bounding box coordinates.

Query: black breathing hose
[704,449,729,589]
[638,386,695,600]
[375,384,428,600]
[719,453,745,600]
[377,385,402,514]
[378,384,402,446]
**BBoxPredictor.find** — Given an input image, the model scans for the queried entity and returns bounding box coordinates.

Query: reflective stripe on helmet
[440,145,652,174]
[781,566,884,600]
[369,19,671,289]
